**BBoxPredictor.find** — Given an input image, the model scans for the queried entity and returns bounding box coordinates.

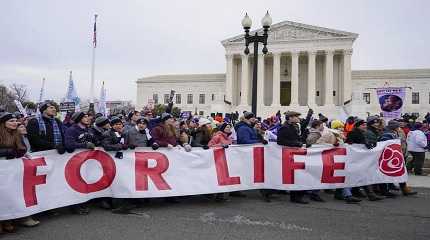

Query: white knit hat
[198,118,211,127]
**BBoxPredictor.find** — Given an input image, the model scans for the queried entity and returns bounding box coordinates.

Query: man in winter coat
[64,112,96,153]
[235,112,267,145]
[89,116,111,147]
[27,101,65,153]
[150,113,177,149]
[277,110,309,204]
[124,117,151,148]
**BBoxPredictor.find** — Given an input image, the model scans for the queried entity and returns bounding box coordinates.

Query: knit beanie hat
[71,111,87,123]
[331,120,345,130]
[0,112,16,124]
[354,119,366,128]
[110,116,122,125]
[367,115,380,126]
[39,101,55,113]
[136,117,148,125]
[95,116,110,127]
[218,122,232,132]
[243,111,255,120]
[387,120,401,130]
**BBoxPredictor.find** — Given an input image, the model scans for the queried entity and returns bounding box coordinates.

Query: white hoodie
[407,130,428,152]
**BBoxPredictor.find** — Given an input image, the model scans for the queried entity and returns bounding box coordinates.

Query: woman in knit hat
[0,113,40,233]
[191,118,212,149]
[208,122,233,148]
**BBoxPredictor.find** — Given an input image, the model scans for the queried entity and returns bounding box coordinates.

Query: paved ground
[2,182,430,240]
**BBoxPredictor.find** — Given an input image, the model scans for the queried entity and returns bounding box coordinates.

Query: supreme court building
[137,20,430,118]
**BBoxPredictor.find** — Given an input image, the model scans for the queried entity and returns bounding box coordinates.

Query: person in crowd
[407,122,428,176]
[208,122,233,147]
[26,101,65,153]
[151,113,178,149]
[0,113,40,233]
[345,118,384,201]
[277,110,309,204]
[149,113,181,203]
[178,121,192,152]
[124,117,151,148]
[365,116,397,198]
[380,120,418,196]
[235,112,267,145]
[101,116,135,213]
[124,111,141,133]
[64,112,96,153]
[62,112,74,129]
[344,116,356,138]
[89,116,111,146]
[64,111,97,215]
[306,120,324,146]
[191,118,212,149]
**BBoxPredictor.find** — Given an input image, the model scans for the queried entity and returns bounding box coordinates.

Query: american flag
[93,14,98,48]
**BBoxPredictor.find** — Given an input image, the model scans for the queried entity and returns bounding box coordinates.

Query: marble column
[225,54,234,104]
[271,52,281,107]
[290,51,299,106]
[307,51,317,106]
[239,54,249,106]
[324,50,334,106]
[257,54,265,107]
[342,49,353,104]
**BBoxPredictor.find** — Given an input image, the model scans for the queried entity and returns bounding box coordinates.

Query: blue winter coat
[64,124,92,152]
[235,121,260,144]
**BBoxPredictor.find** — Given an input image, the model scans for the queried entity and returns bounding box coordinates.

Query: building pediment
[222,20,358,46]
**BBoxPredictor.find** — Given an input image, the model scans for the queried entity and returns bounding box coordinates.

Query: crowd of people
[1,100,429,234]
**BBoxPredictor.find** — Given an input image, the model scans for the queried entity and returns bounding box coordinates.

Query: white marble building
[137,20,430,118]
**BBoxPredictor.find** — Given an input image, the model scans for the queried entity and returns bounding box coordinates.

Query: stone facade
[136,20,430,119]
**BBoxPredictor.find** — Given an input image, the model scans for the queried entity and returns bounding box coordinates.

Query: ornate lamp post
[242,11,272,116]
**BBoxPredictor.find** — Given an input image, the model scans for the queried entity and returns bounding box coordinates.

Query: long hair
[0,122,26,151]
[198,125,212,144]
[163,121,177,138]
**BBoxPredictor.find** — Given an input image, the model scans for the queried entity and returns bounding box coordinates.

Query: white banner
[0,140,407,220]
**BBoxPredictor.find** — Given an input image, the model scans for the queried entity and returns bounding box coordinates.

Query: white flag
[65,71,80,111]
[98,81,107,116]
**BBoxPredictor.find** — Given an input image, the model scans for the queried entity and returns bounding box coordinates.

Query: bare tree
[0,85,17,112]
[10,83,28,103]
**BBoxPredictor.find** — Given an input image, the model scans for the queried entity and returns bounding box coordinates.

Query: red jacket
[151,125,177,147]
[208,131,233,147]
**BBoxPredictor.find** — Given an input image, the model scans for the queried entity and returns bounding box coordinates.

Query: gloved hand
[167,144,174,149]
[4,149,16,159]
[202,145,209,150]
[114,151,123,159]
[86,142,96,150]
[221,144,229,149]
[56,145,66,155]
[305,143,312,148]
[365,142,376,149]
[121,144,129,150]
[307,108,314,117]
[262,139,268,145]
[152,143,160,150]
[183,144,192,152]
[129,145,136,150]
[333,142,340,147]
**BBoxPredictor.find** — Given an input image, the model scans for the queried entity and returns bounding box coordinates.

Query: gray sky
[1,0,429,103]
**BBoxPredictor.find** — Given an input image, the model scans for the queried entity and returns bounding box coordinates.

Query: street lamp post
[242,11,272,116]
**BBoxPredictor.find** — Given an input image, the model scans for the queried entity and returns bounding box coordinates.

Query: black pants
[409,151,425,175]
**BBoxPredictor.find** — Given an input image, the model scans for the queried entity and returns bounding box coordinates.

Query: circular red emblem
[379,144,405,177]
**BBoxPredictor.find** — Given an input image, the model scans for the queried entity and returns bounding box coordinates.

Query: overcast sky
[0,0,429,103]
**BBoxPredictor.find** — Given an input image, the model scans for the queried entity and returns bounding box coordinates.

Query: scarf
[37,113,62,146]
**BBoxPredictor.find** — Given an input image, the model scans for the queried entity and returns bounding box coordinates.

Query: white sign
[0,140,407,220]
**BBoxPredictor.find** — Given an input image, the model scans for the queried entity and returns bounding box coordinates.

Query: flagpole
[38,78,45,103]
[90,14,97,105]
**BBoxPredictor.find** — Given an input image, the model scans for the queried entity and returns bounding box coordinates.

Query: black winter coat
[277,123,303,147]
[27,116,65,152]
[101,129,125,151]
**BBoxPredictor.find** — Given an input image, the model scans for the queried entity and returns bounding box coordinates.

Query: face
[254,122,262,129]
[358,123,367,131]
[224,125,232,133]
[44,105,57,117]
[289,116,300,124]
[137,122,147,131]
[102,123,111,130]
[17,124,27,135]
[5,118,18,130]
[132,112,141,122]
[112,122,123,132]
[81,115,91,126]
[317,124,324,131]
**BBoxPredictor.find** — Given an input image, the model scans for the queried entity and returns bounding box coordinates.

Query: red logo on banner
[378,144,405,177]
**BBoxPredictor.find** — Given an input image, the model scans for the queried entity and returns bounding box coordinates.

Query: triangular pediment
[222,20,358,46]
